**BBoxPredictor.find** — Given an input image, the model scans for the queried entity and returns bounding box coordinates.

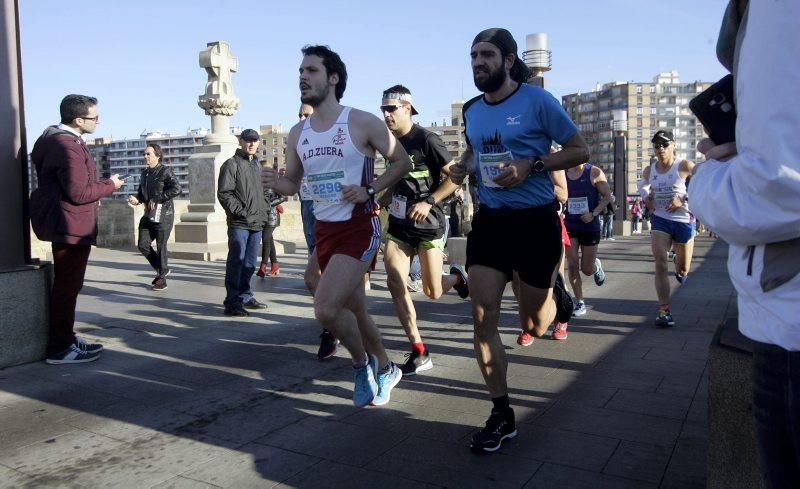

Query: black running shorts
[566,229,601,247]
[466,203,562,289]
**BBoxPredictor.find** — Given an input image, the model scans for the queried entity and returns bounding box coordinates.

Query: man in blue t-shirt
[450,28,589,454]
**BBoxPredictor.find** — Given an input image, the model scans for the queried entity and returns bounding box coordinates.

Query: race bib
[307,170,344,203]
[653,190,676,211]
[389,194,407,219]
[478,152,512,189]
[567,197,590,215]
[298,177,312,200]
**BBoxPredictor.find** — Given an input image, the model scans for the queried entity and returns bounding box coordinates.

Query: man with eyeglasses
[449,28,588,453]
[378,84,469,376]
[637,130,696,327]
[29,94,125,364]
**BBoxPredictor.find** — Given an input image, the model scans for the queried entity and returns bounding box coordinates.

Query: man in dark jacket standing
[217,129,269,316]
[29,94,124,364]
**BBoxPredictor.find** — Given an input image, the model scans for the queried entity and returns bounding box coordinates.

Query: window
[649,86,656,94]
[636,107,643,116]
[650,107,657,115]
[636,85,642,94]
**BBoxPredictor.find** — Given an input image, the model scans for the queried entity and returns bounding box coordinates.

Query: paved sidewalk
[0,235,733,488]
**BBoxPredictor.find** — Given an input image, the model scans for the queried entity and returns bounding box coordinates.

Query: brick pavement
[0,235,733,488]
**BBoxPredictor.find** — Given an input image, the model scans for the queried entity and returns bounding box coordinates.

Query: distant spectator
[689,1,800,487]
[128,143,181,291]
[29,94,124,364]
[630,198,642,234]
[257,167,287,278]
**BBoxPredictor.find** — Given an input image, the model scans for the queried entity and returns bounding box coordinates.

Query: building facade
[562,71,711,197]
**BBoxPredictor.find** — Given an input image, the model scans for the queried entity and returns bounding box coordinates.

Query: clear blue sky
[20,0,728,142]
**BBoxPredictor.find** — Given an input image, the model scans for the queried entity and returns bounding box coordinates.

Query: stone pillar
[170,41,241,261]
[0,0,52,367]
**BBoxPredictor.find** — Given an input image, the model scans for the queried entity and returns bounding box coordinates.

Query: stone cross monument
[198,42,240,145]
[170,41,242,261]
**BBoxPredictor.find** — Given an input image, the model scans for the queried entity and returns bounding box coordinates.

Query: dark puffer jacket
[217,149,268,230]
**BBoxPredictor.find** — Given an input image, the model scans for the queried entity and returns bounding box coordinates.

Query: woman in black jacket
[257,164,287,278]
[127,143,182,290]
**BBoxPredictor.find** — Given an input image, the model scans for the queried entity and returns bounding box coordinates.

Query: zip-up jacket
[217,149,268,230]
[136,163,182,222]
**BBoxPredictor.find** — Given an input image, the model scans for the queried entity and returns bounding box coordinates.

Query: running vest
[565,163,601,232]
[296,107,376,222]
[648,160,692,223]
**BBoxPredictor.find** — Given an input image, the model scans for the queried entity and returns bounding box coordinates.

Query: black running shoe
[399,350,433,376]
[317,329,339,360]
[553,273,574,324]
[470,408,517,453]
[450,264,469,299]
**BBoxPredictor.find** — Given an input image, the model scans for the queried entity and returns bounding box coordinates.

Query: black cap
[651,130,674,144]
[472,28,531,83]
[239,129,260,142]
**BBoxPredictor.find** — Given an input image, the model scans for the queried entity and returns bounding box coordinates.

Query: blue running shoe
[372,362,402,406]
[675,273,688,285]
[352,355,378,407]
[593,258,606,286]
[655,309,676,327]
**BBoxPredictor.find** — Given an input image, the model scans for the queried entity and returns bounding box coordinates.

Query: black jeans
[261,225,278,264]
[752,340,800,488]
[137,215,173,277]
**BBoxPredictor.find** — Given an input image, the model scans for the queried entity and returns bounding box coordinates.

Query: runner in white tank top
[262,45,412,408]
[297,106,376,222]
[637,130,697,328]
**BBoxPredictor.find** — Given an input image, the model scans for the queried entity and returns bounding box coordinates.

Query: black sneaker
[243,298,267,309]
[553,273,574,324]
[399,350,433,376]
[46,344,101,365]
[152,278,167,291]
[470,408,517,453]
[224,305,249,317]
[450,264,469,299]
[317,329,339,360]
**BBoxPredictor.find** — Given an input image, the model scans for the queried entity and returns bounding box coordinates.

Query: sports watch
[365,185,376,197]
[529,156,546,174]
[424,194,436,205]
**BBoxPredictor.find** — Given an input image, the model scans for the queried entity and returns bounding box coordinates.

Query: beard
[473,64,507,93]
[300,83,330,107]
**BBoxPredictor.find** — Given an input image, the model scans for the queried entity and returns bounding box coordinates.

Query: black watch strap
[530,157,546,174]
[365,185,376,197]
[424,194,436,205]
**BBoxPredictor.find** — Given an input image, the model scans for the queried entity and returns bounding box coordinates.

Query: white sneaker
[573,300,587,316]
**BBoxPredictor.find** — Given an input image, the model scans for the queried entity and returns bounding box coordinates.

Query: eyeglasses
[653,142,670,149]
[380,105,403,113]
[81,116,100,122]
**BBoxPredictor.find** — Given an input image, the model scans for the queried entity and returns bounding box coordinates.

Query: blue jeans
[300,199,316,253]
[409,218,450,281]
[603,214,614,239]
[224,227,262,307]
[752,341,800,488]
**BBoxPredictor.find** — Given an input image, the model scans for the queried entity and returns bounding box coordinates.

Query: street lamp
[611,109,628,234]
[523,33,551,88]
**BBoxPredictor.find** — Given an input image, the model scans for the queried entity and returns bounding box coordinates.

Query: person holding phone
[29,94,125,364]
[689,1,800,486]
[127,143,181,290]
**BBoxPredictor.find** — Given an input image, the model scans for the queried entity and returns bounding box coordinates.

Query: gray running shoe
[593,258,606,286]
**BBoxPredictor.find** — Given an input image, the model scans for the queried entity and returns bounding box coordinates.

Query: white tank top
[649,159,692,223]
[296,107,375,222]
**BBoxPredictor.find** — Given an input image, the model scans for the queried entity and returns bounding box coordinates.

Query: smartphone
[689,74,736,144]
[116,173,134,181]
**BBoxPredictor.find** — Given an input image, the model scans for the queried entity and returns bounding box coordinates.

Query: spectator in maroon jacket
[29,94,124,364]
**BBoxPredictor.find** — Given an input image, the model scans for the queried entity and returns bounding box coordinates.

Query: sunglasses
[380,105,403,113]
[653,142,671,149]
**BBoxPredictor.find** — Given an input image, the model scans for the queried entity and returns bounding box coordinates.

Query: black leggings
[261,226,277,264]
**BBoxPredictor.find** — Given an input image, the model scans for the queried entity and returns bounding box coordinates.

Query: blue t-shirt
[464,83,578,209]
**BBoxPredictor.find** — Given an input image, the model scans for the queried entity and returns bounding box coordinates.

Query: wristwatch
[529,157,546,174]
[424,195,436,205]
[365,185,376,197]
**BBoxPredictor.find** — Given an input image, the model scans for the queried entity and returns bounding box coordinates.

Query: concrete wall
[0,263,52,367]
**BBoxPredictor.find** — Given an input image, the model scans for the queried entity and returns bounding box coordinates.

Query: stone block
[0,263,51,368]
[707,318,763,488]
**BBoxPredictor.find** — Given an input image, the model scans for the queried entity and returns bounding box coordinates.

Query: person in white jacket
[688,1,800,487]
